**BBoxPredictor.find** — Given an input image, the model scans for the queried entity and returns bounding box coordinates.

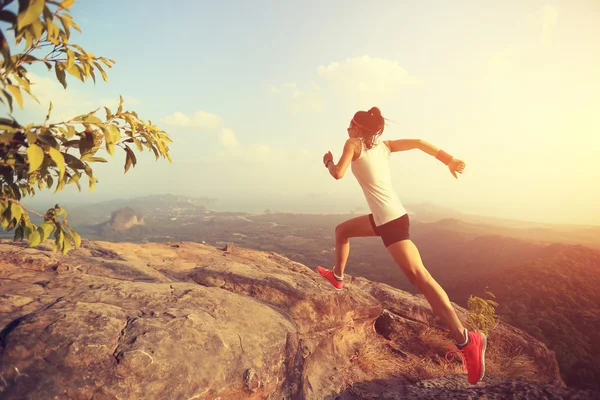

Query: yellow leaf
[26,144,45,173]
[60,0,76,9]
[17,0,45,30]
[108,124,121,142]
[48,148,66,180]
[66,125,76,138]
[31,20,44,42]
[84,114,102,124]
[66,64,83,81]
[133,137,143,152]
[96,63,108,82]
[7,85,23,109]
[26,131,38,144]
[66,49,75,69]
[71,229,82,248]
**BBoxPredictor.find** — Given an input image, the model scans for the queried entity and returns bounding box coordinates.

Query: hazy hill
[464,244,600,391]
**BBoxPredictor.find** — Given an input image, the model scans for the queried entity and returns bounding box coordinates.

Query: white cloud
[161,110,223,130]
[161,110,240,148]
[269,56,421,111]
[269,81,325,114]
[220,128,239,147]
[317,55,421,102]
[540,5,559,47]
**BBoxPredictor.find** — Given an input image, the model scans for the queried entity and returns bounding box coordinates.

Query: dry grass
[343,321,539,388]
[418,326,453,355]
[345,334,464,385]
[485,335,539,380]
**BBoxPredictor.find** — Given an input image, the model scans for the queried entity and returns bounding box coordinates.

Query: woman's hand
[323,151,333,167]
[448,158,466,179]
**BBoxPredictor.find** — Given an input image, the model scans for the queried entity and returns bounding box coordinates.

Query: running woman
[317,107,486,384]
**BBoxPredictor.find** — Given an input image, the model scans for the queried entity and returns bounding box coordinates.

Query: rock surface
[0,239,597,399]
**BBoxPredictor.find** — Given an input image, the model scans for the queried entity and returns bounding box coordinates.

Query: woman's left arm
[324,139,357,180]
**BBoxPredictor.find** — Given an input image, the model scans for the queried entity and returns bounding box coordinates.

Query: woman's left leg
[385,239,467,344]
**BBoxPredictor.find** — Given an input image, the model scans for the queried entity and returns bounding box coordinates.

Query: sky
[7,0,600,225]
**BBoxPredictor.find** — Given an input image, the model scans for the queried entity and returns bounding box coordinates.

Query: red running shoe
[316,266,343,291]
[445,331,487,384]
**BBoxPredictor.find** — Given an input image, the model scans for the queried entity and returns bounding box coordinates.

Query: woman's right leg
[333,214,378,277]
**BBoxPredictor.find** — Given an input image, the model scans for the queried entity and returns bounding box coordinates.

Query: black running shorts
[369,213,410,247]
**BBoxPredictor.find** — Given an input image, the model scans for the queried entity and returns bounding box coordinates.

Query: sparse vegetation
[466,286,499,336]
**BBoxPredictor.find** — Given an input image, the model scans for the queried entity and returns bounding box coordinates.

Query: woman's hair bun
[368,107,381,117]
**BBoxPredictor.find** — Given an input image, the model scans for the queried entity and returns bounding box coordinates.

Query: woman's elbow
[331,169,344,180]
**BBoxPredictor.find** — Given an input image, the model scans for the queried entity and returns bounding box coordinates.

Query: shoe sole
[479,333,487,382]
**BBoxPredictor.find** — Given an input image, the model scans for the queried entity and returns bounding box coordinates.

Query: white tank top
[350,139,407,226]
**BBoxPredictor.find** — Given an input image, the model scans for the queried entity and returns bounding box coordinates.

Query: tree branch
[0,197,45,218]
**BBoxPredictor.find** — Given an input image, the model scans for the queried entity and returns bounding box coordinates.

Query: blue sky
[9,0,600,224]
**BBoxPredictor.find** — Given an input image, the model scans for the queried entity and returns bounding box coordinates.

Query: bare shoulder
[344,138,361,150]
[345,138,361,160]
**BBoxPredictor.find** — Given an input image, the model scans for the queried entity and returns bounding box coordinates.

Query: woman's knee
[335,224,347,240]
[404,267,432,289]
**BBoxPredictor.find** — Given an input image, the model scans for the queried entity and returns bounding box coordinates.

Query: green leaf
[48,147,65,179]
[28,229,42,246]
[54,224,63,252]
[14,225,24,241]
[62,233,71,254]
[24,222,35,238]
[26,143,45,173]
[6,85,23,109]
[10,202,23,222]
[71,229,81,248]
[17,0,45,30]
[38,221,55,242]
